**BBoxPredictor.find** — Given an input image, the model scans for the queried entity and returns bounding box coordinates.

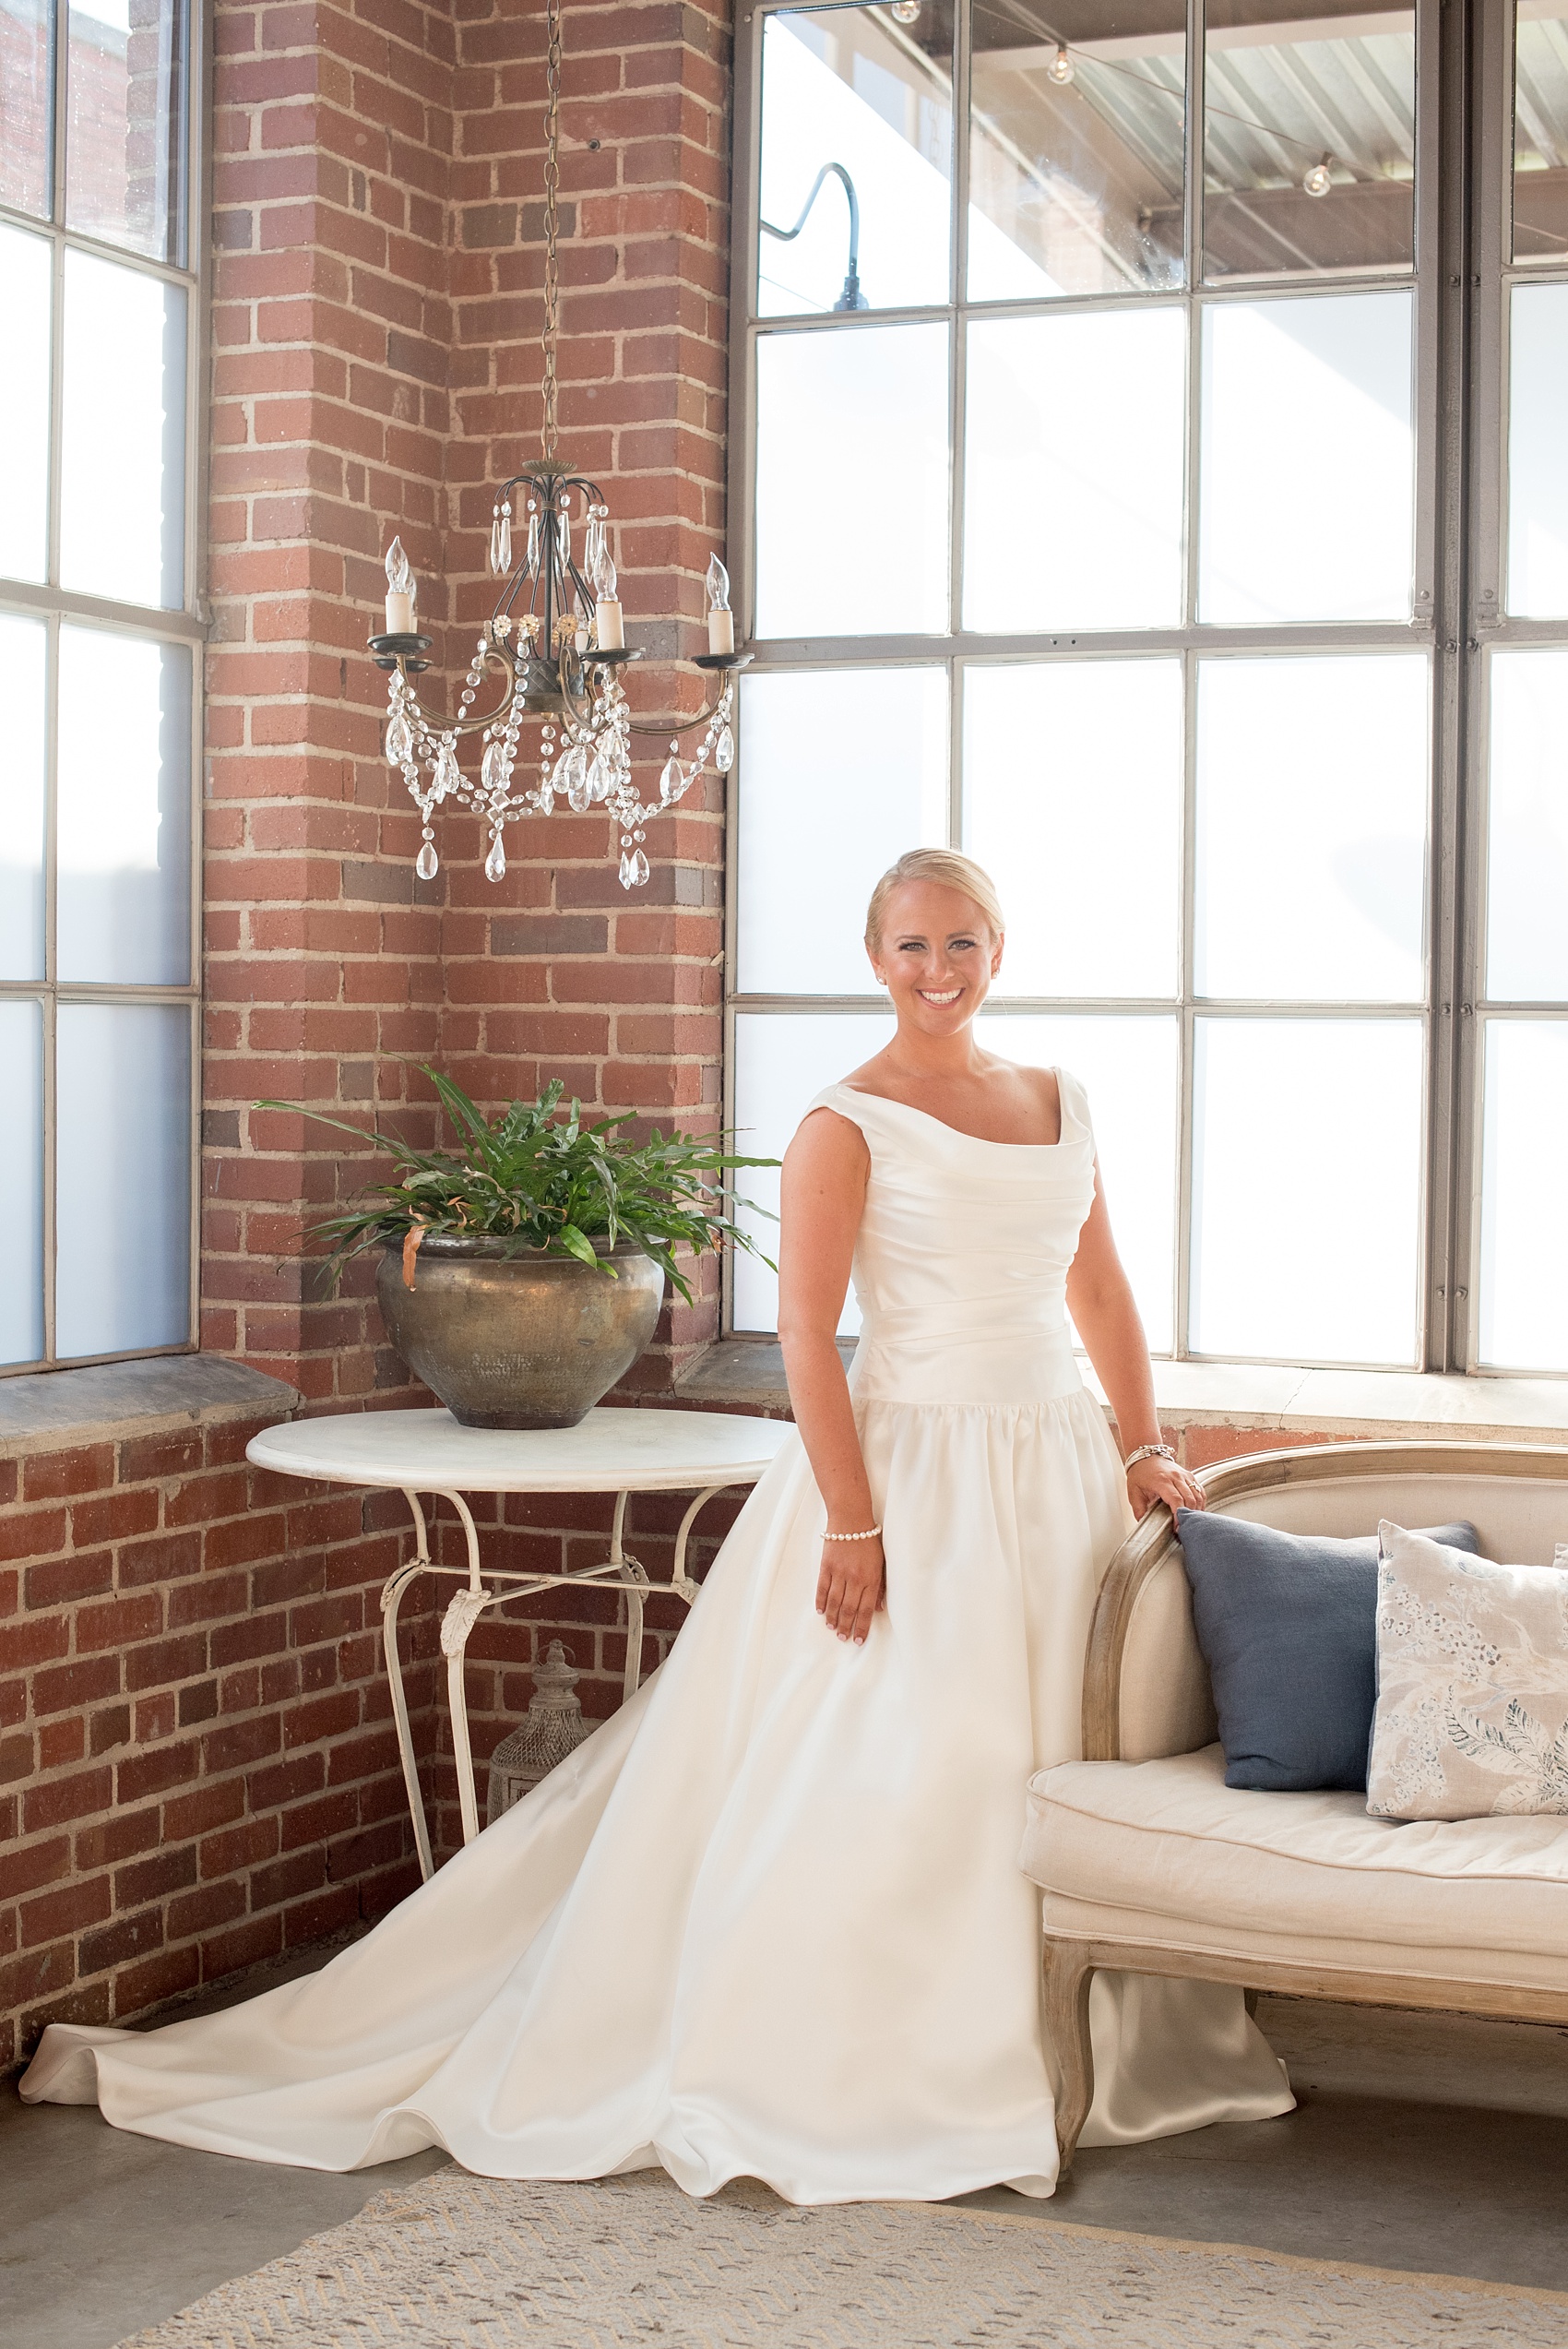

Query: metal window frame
[0,0,208,1379]
[723,0,1549,1378]
[1455,0,1568,1377]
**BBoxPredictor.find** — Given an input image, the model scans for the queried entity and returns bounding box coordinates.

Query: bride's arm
[1065,1163,1206,1520]
[778,1109,885,1644]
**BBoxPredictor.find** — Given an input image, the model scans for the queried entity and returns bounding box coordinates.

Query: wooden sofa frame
[1043,1439,1568,2173]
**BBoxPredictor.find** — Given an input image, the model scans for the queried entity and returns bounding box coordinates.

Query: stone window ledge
[0,1354,300,1460]
[677,1339,1568,1448]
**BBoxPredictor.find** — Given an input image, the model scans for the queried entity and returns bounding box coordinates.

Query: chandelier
[367,0,747,889]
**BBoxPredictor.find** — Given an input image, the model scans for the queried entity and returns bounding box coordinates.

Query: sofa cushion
[1368,1521,1568,1822]
[1021,1746,1568,1987]
[1175,1509,1481,1794]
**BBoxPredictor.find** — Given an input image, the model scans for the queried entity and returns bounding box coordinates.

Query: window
[726,0,1559,1378]
[0,0,201,1372]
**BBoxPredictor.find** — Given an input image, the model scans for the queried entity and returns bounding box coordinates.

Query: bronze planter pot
[374,1234,664,1430]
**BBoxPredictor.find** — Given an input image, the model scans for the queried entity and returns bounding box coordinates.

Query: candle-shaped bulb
[384,536,417,635]
[588,532,617,603]
[706,552,735,655]
[589,528,623,650]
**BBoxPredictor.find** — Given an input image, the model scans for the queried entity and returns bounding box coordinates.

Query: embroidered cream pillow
[1366,1521,1568,1822]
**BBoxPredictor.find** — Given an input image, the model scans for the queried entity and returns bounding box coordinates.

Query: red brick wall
[436,0,734,1389]
[209,0,735,1413]
[0,1408,433,2071]
[205,0,454,1410]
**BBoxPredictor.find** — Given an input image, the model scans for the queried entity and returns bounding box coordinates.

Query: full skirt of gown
[20,1078,1293,2200]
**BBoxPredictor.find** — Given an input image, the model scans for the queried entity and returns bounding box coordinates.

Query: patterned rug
[118,2166,1568,2348]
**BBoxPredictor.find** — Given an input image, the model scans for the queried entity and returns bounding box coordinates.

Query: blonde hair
[864,848,1005,952]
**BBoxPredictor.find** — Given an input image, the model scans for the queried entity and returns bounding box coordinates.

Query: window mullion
[1176,643,1198,1360]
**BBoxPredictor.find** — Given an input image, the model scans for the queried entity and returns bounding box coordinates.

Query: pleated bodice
[807,1068,1097,1409]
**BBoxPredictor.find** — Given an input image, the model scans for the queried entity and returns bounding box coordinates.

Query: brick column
[205,0,457,1407]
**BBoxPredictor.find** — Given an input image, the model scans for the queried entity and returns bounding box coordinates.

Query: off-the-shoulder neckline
[819,1071,1076,1151]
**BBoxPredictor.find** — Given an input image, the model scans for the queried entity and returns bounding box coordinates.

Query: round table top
[246,1405,792,1494]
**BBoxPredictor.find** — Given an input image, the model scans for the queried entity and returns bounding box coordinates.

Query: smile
[917,988,962,1005]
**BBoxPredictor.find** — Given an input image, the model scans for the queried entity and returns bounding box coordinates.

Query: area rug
[117,2165,1568,2349]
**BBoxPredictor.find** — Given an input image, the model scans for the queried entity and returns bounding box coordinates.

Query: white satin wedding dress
[22,1071,1292,2200]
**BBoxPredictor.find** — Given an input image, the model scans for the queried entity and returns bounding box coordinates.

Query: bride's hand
[816,1533,885,1645]
[1126,1454,1205,1520]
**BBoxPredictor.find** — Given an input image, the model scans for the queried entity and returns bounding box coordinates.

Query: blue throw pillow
[1175,1510,1482,1793]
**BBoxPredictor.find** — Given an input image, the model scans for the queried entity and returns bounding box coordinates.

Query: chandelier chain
[540,0,563,462]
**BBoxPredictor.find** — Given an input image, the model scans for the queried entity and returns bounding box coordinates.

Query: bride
[21,846,1291,2200]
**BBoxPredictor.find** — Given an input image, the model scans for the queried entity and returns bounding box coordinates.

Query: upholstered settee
[1020,1440,1568,2172]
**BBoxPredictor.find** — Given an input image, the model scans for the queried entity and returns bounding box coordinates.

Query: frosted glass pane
[56,1001,191,1358]
[1191,1018,1422,1365]
[965,309,1185,633]
[968,0,1184,302]
[1487,648,1568,1001]
[1198,292,1414,624]
[0,999,44,1366]
[1195,654,1429,1002]
[0,613,47,982]
[980,1014,1177,1355]
[1479,1020,1568,1371]
[58,626,191,984]
[66,0,188,265]
[1506,284,1568,617]
[754,325,948,638]
[0,0,53,218]
[738,668,946,996]
[0,222,52,585]
[731,1010,895,1334]
[61,248,186,609]
[758,6,952,316]
[1204,1,1414,280]
[1515,0,1568,262]
[964,662,1181,999]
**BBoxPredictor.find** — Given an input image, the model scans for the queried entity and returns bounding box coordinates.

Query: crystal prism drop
[526,513,540,576]
[555,744,590,812]
[715,724,734,773]
[434,742,460,799]
[497,507,512,572]
[416,841,438,880]
[659,754,683,802]
[386,709,413,764]
[629,847,649,887]
[585,754,609,805]
[488,516,502,577]
[618,848,635,888]
[481,739,506,792]
[484,833,507,883]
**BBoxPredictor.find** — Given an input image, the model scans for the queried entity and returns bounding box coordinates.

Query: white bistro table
[246,1406,791,1878]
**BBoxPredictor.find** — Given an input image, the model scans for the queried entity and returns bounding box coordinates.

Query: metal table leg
[437,1489,488,1847]
[382,1495,435,1881]
[671,1484,733,1603]
[382,1480,754,1863]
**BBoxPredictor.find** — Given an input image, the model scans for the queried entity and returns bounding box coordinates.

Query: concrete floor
[5,1969,1568,2349]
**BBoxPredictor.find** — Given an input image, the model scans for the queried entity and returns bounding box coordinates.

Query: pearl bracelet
[823,1526,882,1543]
[1123,1442,1177,1473]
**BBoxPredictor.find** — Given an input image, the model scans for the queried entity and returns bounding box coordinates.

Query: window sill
[0,1354,300,1458]
[678,1340,1568,1447]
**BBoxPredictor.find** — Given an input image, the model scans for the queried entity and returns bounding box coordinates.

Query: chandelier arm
[620,681,733,742]
[392,649,519,742]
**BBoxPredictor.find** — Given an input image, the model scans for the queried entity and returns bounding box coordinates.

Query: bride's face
[869,881,1003,1036]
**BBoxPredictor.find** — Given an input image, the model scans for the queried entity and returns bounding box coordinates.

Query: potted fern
[258,1071,777,1429]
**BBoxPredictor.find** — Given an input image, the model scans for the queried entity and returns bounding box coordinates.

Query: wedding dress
[21,1072,1292,2200]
